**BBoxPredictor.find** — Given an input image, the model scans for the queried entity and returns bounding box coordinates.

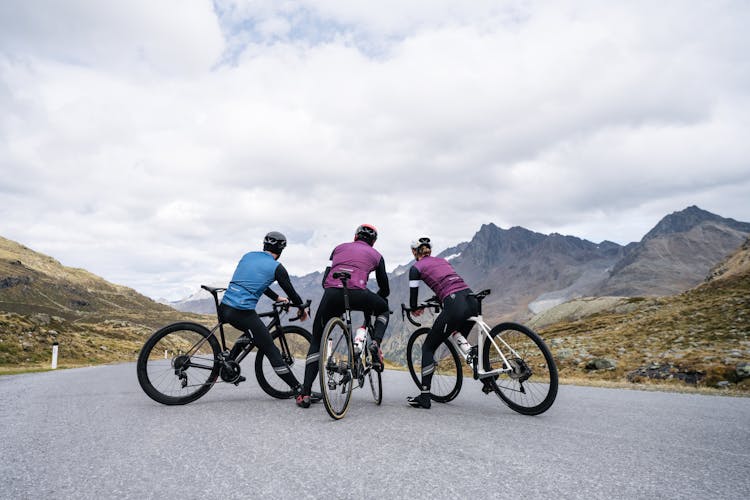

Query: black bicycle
[402,290,557,415]
[137,285,313,405]
[318,271,383,420]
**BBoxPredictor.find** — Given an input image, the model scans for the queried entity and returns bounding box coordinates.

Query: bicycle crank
[219,360,242,383]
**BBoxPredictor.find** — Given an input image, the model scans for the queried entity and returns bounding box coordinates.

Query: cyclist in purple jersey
[297,224,391,408]
[406,237,480,409]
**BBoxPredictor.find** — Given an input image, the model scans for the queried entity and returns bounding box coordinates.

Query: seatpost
[341,276,352,329]
[210,289,227,347]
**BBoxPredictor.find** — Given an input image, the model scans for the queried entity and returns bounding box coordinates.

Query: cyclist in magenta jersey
[219,231,309,395]
[297,224,390,408]
[406,237,480,409]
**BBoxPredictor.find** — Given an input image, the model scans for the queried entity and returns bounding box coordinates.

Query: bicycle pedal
[481,382,494,394]
[233,375,247,386]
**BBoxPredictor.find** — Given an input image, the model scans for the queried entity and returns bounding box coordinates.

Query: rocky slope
[529,237,750,391]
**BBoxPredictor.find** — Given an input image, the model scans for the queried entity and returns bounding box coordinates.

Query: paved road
[1,363,749,499]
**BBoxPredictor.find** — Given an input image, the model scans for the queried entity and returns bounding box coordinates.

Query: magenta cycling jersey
[324,240,383,290]
[410,255,469,302]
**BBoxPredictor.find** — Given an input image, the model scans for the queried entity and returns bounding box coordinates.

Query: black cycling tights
[219,304,300,389]
[301,288,389,395]
[420,289,478,391]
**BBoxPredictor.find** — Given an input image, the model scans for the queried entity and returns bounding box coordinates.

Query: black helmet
[355,224,378,246]
[263,231,287,254]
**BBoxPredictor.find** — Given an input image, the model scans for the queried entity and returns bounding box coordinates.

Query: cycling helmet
[354,224,378,246]
[410,237,431,251]
[263,231,287,254]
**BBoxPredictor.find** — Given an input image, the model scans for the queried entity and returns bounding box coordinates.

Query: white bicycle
[402,290,558,415]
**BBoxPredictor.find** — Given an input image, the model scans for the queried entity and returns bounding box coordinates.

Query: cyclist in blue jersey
[219,231,309,396]
[296,224,390,408]
[406,237,482,409]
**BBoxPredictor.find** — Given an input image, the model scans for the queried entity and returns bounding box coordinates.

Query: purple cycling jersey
[411,256,469,301]
[324,240,383,290]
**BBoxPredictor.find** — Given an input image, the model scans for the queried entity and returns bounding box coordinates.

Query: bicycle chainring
[219,360,242,383]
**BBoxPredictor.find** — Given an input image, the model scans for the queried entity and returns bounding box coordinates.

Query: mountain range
[172,205,750,322]
[2,205,748,387]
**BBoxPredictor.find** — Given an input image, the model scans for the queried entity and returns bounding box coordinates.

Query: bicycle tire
[406,327,462,403]
[319,317,353,420]
[136,322,221,405]
[365,344,382,405]
[482,322,558,415]
[255,325,313,399]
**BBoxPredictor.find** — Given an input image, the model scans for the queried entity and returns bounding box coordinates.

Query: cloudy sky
[1,0,749,301]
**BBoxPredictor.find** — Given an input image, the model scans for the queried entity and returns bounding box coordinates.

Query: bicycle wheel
[406,327,462,403]
[365,342,382,405]
[319,317,353,420]
[255,325,313,399]
[137,322,220,405]
[482,322,558,415]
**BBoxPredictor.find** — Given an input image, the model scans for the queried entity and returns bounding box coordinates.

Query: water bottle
[353,327,367,354]
[451,332,471,356]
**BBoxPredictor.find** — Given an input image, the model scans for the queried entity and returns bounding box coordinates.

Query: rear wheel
[255,325,313,399]
[319,317,353,419]
[136,322,220,405]
[406,327,462,403]
[482,322,558,415]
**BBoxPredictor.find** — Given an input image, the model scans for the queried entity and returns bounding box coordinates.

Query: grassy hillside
[536,267,749,392]
[0,236,214,372]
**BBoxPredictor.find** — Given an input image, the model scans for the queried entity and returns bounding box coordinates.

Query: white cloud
[1,0,749,300]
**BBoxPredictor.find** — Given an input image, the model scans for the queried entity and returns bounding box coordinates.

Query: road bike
[137,285,312,405]
[318,271,383,420]
[402,290,557,415]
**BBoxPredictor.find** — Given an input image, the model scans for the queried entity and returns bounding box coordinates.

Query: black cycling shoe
[407,393,431,409]
[309,391,323,403]
[296,394,311,408]
[481,379,494,394]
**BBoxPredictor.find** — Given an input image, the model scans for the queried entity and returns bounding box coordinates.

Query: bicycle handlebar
[273,299,312,322]
[401,296,442,327]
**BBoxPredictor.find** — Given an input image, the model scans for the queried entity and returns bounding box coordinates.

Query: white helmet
[410,237,431,251]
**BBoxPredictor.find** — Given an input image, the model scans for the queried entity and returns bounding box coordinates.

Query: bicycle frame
[183,285,308,368]
[402,290,521,379]
[460,315,519,379]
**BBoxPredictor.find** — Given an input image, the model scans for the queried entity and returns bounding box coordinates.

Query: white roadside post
[51,341,59,369]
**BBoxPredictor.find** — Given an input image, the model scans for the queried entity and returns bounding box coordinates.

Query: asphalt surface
[1,363,749,499]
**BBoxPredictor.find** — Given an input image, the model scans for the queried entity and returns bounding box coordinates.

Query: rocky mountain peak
[643,205,750,242]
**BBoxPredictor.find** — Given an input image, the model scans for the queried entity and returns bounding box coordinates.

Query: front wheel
[365,342,382,405]
[482,322,558,415]
[136,322,220,405]
[255,325,313,399]
[319,317,353,420]
[406,327,462,403]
